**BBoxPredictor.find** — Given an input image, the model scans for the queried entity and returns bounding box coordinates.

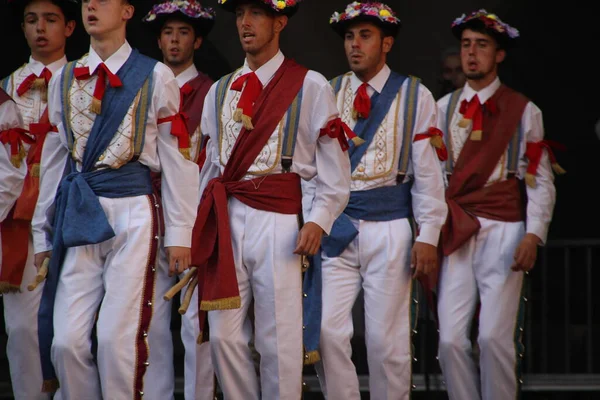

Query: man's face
[460,28,505,81]
[82,0,133,39]
[442,53,466,89]
[344,22,392,78]
[235,3,281,56]
[158,19,201,68]
[22,0,74,59]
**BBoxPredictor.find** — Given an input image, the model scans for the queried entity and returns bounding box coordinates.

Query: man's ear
[274,14,288,34]
[382,35,394,54]
[194,36,203,50]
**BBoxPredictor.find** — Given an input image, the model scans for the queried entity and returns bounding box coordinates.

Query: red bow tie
[458,95,496,141]
[353,82,371,120]
[17,68,52,101]
[0,127,34,168]
[230,72,263,131]
[74,63,123,114]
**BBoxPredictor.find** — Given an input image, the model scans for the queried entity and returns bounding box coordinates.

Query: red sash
[182,72,213,143]
[441,85,529,256]
[0,89,10,105]
[0,97,53,291]
[191,59,308,320]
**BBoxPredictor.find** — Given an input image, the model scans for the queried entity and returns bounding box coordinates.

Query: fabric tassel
[90,97,102,114]
[241,114,255,131]
[233,107,243,123]
[458,118,471,128]
[351,136,365,146]
[0,282,21,294]
[525,172,537,188]
[179,148,191,161]
[303,349,321,365]
[430,134,443,149]
[552,163,566,175]
[42,378,59,393]
[470,129,482,141]
[352,109,358,120]
[200,296,242,311]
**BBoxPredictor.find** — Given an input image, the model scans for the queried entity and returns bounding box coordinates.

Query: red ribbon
[0,128,34,157]
[414,127,448,161]
[158,112,190,149]
[319,117,352,152]
[230,72,263,120]
[74,63,123,108]
[525,140,566,175]
[459,95,496,134]
[16,68,52,97]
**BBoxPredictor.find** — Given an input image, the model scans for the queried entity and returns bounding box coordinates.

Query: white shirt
[32,41,200,253]
[199,50,351,234]
[437,78,556,243]
[175,63,199,88]
[0,99,27,222]
[330,65,447,246]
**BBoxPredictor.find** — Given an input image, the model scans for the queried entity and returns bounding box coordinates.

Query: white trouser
[316,217,414,400]
[208,198,303,400]
[145,245,176,400]
[437,217,525,400]
[51,195,159,400]
[145,244,215,400]
[2,236,50,400]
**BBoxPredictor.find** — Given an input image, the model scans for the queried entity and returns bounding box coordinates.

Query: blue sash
[322,182,413,257]
[39,50,157,386]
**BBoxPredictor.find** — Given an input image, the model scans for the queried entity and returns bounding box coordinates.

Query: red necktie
[230,72,263,130]
[17,67,52,101]
[458,94,496,141]
[353,82,371,119]
[74,63,123,114]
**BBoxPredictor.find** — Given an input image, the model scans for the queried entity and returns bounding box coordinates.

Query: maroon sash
[191,58,308,316]
[442,85,529,256]
[182,72,213,140]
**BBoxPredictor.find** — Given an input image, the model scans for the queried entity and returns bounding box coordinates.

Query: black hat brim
[219,0,299,17]
[144,11,215,37]
[331,15,400,38]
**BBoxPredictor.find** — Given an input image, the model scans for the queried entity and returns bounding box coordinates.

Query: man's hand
[166,246,191,277]
[294,222,324,256]
[411,241,438,280]
[34,251,52,270]
[511,233,541,272]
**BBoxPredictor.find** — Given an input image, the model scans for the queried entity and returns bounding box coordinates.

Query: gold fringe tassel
[90,97,102,115]
[525,172,536,188]
[430,135,443,149]
[458,118,471,128]
[241,114,254,130]
[552,163,566,175]
[0,282,21,294]
[233,108,243,123]
[42,378,59,393]
[31,163,41,178]
[351,136,365,146]
[470,130,482,141]
[200,296,242,311]
[179,148,191,161]
[303,349,321,365]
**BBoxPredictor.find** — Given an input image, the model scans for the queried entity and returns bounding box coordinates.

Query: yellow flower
[277,0,285,9]
[379,9,391,17]
[487,14,497,20]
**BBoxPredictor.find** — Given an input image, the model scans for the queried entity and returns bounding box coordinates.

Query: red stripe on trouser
[133,195,160,399]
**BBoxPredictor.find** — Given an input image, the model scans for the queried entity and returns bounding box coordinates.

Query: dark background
[1,0,598,241]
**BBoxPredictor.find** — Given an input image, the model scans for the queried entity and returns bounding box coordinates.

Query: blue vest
[38,49,157,385]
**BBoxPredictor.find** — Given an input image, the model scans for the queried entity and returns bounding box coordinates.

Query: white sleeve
[154,67,200,248]
[409,85,448,246]
[0,99,26,222]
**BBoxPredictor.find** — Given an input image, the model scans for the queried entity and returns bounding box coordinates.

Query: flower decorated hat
[330,1,401,38]
[142,0,216,37]
[451,9,520,48]
[217,0,302,17]
[8,0,79,21]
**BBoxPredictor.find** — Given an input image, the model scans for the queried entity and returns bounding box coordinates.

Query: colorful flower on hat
[452,9,519,39]
[329,1,400,26]
[217,0,301,12]
[143,0,216,23]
